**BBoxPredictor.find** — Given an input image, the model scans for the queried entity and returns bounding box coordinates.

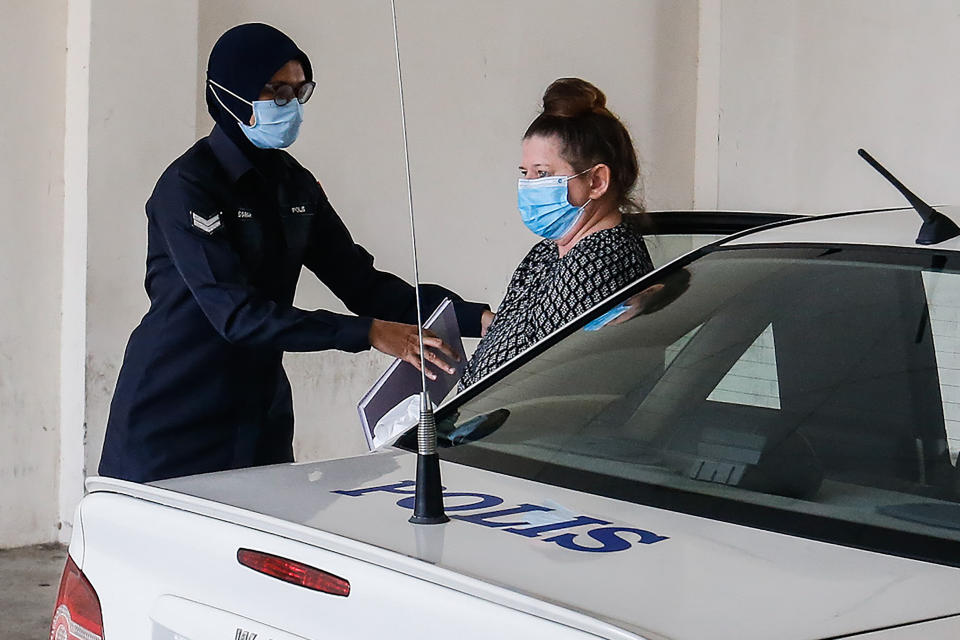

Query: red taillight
[237,548,350,597]
[49,555,104,640]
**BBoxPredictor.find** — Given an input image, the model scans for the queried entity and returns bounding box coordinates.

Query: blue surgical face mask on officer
[243,99,303,149]
[208,79,303,149]
[518,167,594,240]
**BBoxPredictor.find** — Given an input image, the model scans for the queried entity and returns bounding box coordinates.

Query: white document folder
[357,298,467,450]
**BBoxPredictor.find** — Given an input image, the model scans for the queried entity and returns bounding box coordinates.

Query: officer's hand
[369,319,459,381]
[480,310,496,337]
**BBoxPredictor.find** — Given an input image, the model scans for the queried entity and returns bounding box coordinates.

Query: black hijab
[205,23,313,155]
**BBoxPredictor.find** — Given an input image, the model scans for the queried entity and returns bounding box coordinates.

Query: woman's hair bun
[525,77,642,212]
[541,77,608,118]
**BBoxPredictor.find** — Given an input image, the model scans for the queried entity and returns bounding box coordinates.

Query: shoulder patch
[191,210,222,234]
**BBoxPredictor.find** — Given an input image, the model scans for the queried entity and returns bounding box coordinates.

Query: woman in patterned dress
[460,78,654,389]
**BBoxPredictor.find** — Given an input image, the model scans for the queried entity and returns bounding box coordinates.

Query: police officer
[99,24,489,482]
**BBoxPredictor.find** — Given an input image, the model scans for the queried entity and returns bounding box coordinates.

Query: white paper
[371,393,438,450]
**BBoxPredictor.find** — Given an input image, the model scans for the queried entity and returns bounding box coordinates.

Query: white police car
[50,197,960,639]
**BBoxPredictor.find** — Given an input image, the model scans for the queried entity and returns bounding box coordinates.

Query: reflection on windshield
[922,270,960,464]
[440,247,960,560]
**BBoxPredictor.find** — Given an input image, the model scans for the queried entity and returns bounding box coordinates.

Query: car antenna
[390,0,448,525]
[857,148,960,245]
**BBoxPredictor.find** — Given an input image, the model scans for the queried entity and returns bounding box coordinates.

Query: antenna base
[409,453,449,525]
[917,212,960,245]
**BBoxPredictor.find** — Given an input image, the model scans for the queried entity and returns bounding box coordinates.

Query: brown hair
[524,78,643,212]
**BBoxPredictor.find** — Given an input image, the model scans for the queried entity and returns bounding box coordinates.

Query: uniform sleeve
[302,185,489,337]
[152,170,373,352]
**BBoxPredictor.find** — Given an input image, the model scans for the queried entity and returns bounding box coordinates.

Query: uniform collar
[208,125,255,183]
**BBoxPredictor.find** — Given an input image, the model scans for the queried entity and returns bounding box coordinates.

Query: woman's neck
[555,202,622,258]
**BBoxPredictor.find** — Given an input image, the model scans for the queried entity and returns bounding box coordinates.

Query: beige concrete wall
[710,0,960,212]
[0,0,67,547]
[60,0,91,543]
[82,1,200,476]
[195,0,700,461]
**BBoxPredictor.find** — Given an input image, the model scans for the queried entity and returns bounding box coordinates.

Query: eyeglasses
[262,81,316,106]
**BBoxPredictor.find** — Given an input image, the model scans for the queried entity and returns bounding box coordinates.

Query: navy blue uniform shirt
[99,125,486,482]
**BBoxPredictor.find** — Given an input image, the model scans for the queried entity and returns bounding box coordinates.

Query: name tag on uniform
[236,209,254,219]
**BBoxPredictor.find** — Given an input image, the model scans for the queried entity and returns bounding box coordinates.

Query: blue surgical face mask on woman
[208,79,303,149]
[518,167,593,240]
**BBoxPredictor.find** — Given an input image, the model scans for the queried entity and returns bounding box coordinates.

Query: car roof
[722,206,960,252]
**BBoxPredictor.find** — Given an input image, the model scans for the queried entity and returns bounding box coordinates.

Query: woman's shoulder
[569,222,646,261]
[558,223,653,283]
[149,137,239,214]
[277,150,318,180]
[515,238,557,266]
[152,143,215,201]
[159,138,217,183]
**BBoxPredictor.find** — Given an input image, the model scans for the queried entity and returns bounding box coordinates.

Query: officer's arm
[153,172,372,352]
[303,188,490,337]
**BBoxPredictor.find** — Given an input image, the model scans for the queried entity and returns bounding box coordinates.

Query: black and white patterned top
[459,222,653,389]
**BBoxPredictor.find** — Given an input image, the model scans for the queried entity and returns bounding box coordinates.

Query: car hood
[91,450,960,640]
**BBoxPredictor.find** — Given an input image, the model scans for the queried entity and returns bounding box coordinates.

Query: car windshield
[438,245,960,565]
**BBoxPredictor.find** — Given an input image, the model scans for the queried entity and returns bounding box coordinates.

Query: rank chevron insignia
[191,210,222,234]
